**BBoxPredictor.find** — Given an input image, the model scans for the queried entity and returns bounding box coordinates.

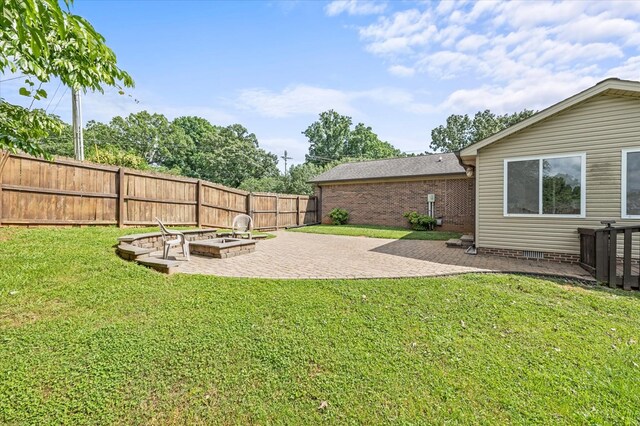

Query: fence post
[117,168,125,228]
[196,180,203,228]
[296,196,300,226]
[608,230,617,288]
[275,194,280,229]
[247,193,253,217]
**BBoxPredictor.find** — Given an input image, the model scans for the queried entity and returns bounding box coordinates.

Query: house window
[504,154,585,217]
[622,148,640,218]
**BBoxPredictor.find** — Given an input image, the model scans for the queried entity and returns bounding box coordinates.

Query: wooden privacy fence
[578,224,640,290]
[0,153,318,230]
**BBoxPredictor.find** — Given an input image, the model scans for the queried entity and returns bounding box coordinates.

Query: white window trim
[622,148,640,219]
[503,152,586,218]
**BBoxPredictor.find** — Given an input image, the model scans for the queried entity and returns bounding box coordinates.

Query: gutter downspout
[455,150,478,252]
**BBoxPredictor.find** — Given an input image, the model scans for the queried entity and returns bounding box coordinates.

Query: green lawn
[1,227,639,424]
[288,224,461,240]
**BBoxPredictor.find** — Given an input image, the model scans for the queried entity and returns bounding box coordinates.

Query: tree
[304,110,352,165]
[347,123,402,159]
[303,110,403,165]
[285,162,326,195]
[171,119,279,187]
[430,109,535,152]
[238,176,286,194]
[0,0,134,157]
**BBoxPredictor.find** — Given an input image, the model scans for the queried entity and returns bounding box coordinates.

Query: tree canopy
[40,110,280,188]
[0,0,133,157]
[304,110,402,165]
[430,109,535,152]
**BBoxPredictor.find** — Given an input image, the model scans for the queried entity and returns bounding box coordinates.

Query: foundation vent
[523,250,544,260]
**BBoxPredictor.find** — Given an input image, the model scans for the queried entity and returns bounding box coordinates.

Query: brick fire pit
[189,238,256,259]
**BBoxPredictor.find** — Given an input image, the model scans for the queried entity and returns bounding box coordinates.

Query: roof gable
[459,78,640,159]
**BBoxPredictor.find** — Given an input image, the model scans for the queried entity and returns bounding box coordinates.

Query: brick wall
[317,176,475,232]
[478,247,580,264]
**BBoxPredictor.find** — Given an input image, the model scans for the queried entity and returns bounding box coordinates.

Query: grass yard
[1,227,640,424]
[288,224,461,240]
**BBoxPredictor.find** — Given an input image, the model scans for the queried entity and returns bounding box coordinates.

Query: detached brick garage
[310,153,475,233]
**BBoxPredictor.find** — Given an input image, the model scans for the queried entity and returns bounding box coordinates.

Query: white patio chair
[231,214,253,239]
[156,218,190,260]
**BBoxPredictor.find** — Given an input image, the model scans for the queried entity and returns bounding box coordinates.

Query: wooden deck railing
[578,224,640,290]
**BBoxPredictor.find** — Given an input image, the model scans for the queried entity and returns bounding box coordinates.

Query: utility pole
[281,150,293,175]
[72,88,84,161]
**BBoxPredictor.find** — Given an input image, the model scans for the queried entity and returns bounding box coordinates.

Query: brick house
[310,153,475,233]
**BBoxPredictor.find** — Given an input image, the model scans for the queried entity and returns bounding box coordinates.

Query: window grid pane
[507,160,540,214]
[542,156,582,215]
[627,151,640,216]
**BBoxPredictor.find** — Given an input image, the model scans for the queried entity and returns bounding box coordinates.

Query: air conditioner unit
[427,193,435,202]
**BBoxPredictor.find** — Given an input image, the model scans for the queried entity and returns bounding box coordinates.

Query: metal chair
[231,214,253,239]
[156,218,190,260]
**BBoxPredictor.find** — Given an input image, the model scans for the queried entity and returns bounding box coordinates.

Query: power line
[45,81,62,112]
[0,75,25,83]
[50,87,69,115]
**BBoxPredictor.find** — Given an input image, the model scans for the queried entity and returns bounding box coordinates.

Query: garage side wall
[317,175,475,232]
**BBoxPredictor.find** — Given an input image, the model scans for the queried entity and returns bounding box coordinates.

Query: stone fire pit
[189,238,256,259]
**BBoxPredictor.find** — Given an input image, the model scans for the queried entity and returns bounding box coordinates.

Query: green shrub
[328,208,349,225]
[403,211,436,231]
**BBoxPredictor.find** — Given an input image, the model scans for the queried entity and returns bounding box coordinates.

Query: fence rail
[0,152,318,230]
[578,224,640,290]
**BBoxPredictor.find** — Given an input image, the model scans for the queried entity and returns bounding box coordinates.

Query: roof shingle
[309,153,465,183]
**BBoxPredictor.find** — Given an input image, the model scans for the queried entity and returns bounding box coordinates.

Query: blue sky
[2,0,640,169]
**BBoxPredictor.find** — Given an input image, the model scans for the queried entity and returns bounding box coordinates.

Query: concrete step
[446,238,463,248]
[460,234,475,248]
[116,243,154,261]
[136,257,180,274]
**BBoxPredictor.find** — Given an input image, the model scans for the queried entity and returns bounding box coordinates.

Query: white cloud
[456,34,488,52]
[359,9,436,55]
[347,1,640,113]
[388,65,415,77]
[237,85,356,118]
[440,72,599,113]
[325,0,386,16]
[554,13,638,43]
[606,57,640,81]
[236,84,434,118]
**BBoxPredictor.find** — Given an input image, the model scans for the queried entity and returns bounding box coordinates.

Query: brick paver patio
[173,231,595,281]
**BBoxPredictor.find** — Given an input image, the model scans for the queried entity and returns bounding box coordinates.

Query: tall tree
[303,110,403,165]
[430,109,535,152]
[172,119,279,187]
[303,110,352,165]
[0,0,133,157]
[347,123,402,159]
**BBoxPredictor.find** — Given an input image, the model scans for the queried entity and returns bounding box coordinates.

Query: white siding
[477,93,640,254]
